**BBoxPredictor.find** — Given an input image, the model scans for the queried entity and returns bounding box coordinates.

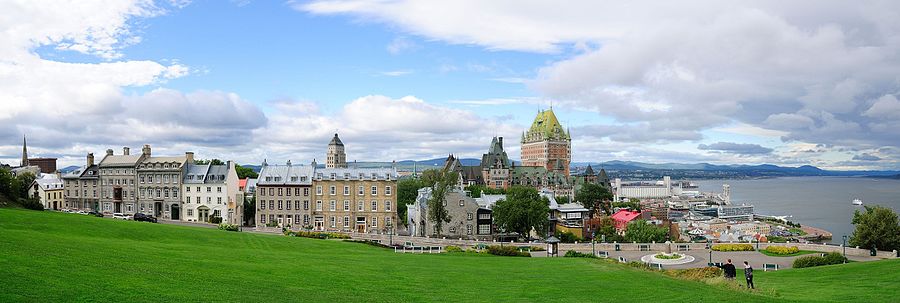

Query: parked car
[88,211,103,218]
[112,213,129,220]
[125,214,134,220]
[133,213,158,223]
[76,210,88,215]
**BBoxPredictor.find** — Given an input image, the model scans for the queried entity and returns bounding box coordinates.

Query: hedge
[564,250,597,258]
[445,245,463,253]
[486,245,530,257]
[793,252,847,268]
[291,231,351,240]
[217,223,240,232]
[764,246,799,255]
[711,244,755,251]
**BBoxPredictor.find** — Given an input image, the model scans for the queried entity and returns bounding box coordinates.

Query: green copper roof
[525,109,569,141]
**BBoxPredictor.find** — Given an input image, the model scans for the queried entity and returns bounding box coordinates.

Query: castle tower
[521,109,571,176]
[326,133,347,168]
[21,135,28,167]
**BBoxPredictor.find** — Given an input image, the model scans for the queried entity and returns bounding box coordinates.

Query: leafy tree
[624,220,668,243]
[850,205,900,251]
[426,169,458,237]
[0,168,13,198]
[612,201,641,211]
[594,216,624,243]
[243,195,256,226]
[575,182,614,217]
[464,184,505,198]
[194,159,225,165]
[492,186,550,240]
[11,172,36,200]
[236,165,259,179]
[398,178,428,226]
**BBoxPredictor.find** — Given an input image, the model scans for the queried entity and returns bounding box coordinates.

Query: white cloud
[379,70,413,76]
[386,36,419,54]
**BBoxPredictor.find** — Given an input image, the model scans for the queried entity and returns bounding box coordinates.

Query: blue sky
[3,1,900,170]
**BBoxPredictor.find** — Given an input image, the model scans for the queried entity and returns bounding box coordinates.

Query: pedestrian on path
[743,261,755,289]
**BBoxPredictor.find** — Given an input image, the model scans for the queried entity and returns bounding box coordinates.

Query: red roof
[611,210,642,223]
[239,178,248,188]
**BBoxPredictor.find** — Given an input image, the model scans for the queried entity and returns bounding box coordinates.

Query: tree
[235,164,259,179]
[426,169,458,237]
[11,172,36,200]
[243,195,256,226]
[398,178,428,226]
[850,205,900,251]
[464,184,505,198]
[0,168,13,198]
[575,183,614,217]
[594,217,624,243]
[492,186,550,240]
[624,220,668,243]
[194,159,224,165]
[612,201,640,211]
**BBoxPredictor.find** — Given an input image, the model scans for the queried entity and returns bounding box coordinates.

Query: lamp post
[842,235,847,261]
[387,222,394,246]
[592,238,596,256]
[707,239,713,266]
[756,226,760,250]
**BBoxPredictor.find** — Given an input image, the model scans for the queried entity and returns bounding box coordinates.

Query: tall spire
[21,135,28,167]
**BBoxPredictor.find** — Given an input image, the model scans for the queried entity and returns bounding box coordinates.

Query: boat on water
[851,198,863,206]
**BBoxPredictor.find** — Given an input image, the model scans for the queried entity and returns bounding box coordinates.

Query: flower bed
[711,244,754,252]
[764,246,799,255]
[654,253,683,260]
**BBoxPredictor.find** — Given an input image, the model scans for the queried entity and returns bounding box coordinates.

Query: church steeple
[21,135,28,167]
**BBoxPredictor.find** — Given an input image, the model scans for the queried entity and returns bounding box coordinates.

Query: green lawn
[0,209,897,302]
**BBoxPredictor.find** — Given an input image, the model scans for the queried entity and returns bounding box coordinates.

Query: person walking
[743,261,755,289]
[722,259,736,280]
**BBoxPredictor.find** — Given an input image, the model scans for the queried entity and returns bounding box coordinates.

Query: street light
[707,239,713,266]
[842,235,848,261]
[387,222,394,246]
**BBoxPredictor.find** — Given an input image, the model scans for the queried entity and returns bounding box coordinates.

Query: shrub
[218,223,240,232]
[445,245,463,253]
[209,216,223,224]
[793,252,846,268]
[265,221,278,227]
[486,245,530,257]
[711,244,754,252]
[654,253,683,260]
[564,250,597,258]
[665,267,723,281]
[530,245,546,252]
[16,198,44,211]
[557,231,581,243]
[292,231,351,240]
[765,246,799,255]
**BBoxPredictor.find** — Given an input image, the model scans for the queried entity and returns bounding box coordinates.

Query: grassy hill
[0,209,896,302]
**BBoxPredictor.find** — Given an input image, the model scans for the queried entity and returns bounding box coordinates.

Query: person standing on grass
[721,259,736,280]
[744,261,755,289]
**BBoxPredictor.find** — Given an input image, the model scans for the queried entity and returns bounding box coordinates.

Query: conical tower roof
[525,109,568,141]
[584,164,594,176]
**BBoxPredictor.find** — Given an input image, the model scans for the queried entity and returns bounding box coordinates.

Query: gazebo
[546,236,561,257]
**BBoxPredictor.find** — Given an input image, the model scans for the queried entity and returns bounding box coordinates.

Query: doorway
[154,202,162,217]
[197,206,210,222]
[356,217,366,233]
[114,202,122,213]
[171,204,180,220]
[314,217,324,231]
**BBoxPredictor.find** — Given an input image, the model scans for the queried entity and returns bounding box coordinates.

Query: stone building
[326,133,347,168]
[62,153,100,211]
[98,147,144,214]
[312,167,398,233]
[182,161,241,224]
[407,187,492,240]
[136,146,188,220]
[521,109,571,176]
[255,161,314,228]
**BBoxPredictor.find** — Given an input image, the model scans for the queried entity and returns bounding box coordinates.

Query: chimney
[87,153,94,166]
[499,137,503,148]
[123,147,130,155]
[185,152,194,164]
[142,144,151,157]
[106,149,113,156]
[287,160,292,166]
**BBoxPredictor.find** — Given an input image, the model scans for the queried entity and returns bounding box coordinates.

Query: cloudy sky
[2,0,900,170]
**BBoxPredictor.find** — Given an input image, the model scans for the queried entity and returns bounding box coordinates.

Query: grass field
[1,209,897,302]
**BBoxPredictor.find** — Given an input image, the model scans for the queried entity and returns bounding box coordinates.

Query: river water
[694,177,900,244]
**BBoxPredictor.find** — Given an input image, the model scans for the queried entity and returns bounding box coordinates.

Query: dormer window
[330,173,336,180]
[344,173,350,179]
[265,176,272,181]
[291,176,298,182]
[300,176,307,182]
[274,177,281,181]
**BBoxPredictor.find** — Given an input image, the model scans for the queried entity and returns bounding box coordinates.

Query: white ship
[851,198,863,206]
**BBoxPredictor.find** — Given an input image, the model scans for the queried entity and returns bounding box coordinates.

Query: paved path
[544,249,883,270]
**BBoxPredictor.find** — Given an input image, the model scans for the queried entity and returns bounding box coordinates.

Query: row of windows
[102,178,133,186]
[258,187,309,197]
[139,174,181,184]
[257,199,394,212]
[258,200,309,211]
[66,190,97,198]
[184,196,224,205]
[259,215,394,228]
[139,187,179,199]
[315,185,392,196]
[101,169,133,175]
[185,186,221,193]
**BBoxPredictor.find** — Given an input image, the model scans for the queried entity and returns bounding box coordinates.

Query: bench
[596,251,609,258]
[764,263,779,271]
[650,263,663,270]
[677,244,690,251]
[639,244,650,251]
[618,256,627,263]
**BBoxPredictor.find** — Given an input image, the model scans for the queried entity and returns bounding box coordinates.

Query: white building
[30,175,64,210]
[181,161,240,224]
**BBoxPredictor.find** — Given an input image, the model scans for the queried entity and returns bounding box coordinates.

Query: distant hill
[58,166,80,173]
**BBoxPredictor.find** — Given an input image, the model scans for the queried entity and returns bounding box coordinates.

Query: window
[259,214,265,224]
[343,216,349,227]
[286,200,292,210]
[357,186,364,195]
[467,213,473,220]
[478,224,490,235]
[278,200,283,210]
[344,200,350,211]
[316,186,322,195]
[217,197,222,204]
[478,213,491,220]
[329,186,336,195]
[156,188,161,198]
[449,227,456,234]
[186,186,190,192]
[268,188,273,196]
[294,188,300,196]
[269,201,274,209]
[278,188,282,196]
[316,200,323,211]
[330,216,336,228]
[196,186,200,193]
[371,216,377,227]
[303,214,309,225]
[386,217,392,226]
[357,201,363,211]
[385,200,392,212]
[173,189,178,198]
[371,200,377,211]
[304,188,309,196]
[385,186,392,195]
[188,209,193,216]
[140,176,145,183]
[196,197,201,204]
[467,225,472,235]
[218,187,222,193]
[164,188,170,198]
[303,201,309,210]
[343,186,350,195]
[370,186,377,195]
[330,200,336,211]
